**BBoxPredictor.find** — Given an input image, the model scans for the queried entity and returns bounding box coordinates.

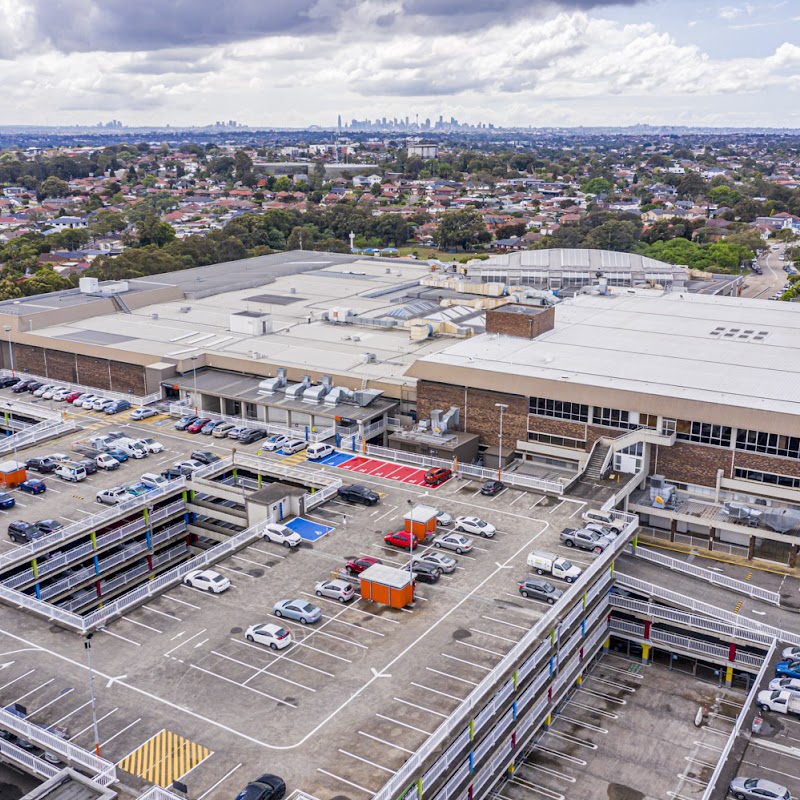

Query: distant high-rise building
[337,114,342,130]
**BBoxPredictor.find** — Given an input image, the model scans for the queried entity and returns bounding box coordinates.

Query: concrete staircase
[584,442,611,480]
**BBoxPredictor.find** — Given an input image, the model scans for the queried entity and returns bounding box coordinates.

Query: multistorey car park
[0,391,794,800]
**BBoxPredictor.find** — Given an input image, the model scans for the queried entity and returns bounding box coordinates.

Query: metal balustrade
[0,737,61,781]
[0,417,80,455]
[632,546,780,605]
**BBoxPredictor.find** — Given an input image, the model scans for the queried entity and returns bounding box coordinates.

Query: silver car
[273,598,322,624]
[315,579,355,603]
[729,778,790,800]
[433,533,473,554]
[414,552,457,574]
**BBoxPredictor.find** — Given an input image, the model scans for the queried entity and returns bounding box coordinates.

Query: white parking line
[189,663,297,708]
[215,564,255,579]
[121,616,162,634]
[426,667,478,686]
[393,697,449,718]
[0,668,35,692]
[13,679,54,704]
[375,713,432,736]
[440,653,492,672]
[456,640,505,658]
[410,682,462,702]
[481,615,530,631]
[163,593,202,609]
[359,729,416,754]
[211,650,316,693]
[469,628,518,645]
[555,715,607,734]
[52,700,93,726]
[142,605,181,621]
[27,688,74,719]
[197,764,243,800]
[317,768,374,795]
[164,628,207,656]
[231,554,272,570]
[232,639,335,677]
[100,717,141,748]
[100,628,141,647]
[338,748,395,774]
[70,707,118,741]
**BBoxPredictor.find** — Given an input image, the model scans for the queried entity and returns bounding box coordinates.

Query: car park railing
[0,398,65,421]
[371,514,638,800]
[304,479,344,511]
[0,480,186,571]
[631,545,781,605]
[615,572,800,646]
[0,417,79,455]
[0,705,117,784]
[701,639,775,800]
[0,736,62,781]
[0,369,160,407]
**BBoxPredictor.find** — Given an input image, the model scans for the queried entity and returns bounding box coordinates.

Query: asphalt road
[741,242,789,299]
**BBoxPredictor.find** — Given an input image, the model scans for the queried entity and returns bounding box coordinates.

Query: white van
[55,463,87,482]
[306,442,334,461]
[116,438,148,459]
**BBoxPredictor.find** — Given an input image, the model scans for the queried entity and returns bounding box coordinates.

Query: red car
[65,391,82,403]
[346,556,382,575]
[384,531,419,550]
[424,467,452,486]
[187,418,211,433]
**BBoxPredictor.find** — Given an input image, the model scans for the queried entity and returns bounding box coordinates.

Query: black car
[409,561,441,584]
[25,382,43,393]
[0,376,19,389]
[235,774,286,800]
[12,379,35,393]
[175,415,200,431]
[25,457,57,474]
[337,484,380,506]
[480,479,506,496]
[33,519,63,535]
[190,451,221,465]
[238,428,267,445]
[8,521,44,544]
[161,467,184,480]
[78,458,98,475]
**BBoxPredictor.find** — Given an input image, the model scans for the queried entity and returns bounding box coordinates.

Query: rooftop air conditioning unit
[251,351,265,360]
[151,313,159,320]
[362,353,377,364]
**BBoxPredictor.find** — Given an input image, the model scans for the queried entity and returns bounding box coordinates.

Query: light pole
[4,325,14,378]
[190,355,198,416]
[495,403,508,481]
[84,633,101,757]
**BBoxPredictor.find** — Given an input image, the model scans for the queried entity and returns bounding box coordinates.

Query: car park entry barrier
[631,545,781,605]
[368,514,638,800]
[615,572,800,646]
[0,369,161,407]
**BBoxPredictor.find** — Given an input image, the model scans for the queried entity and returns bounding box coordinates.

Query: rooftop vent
[710,326,768,342]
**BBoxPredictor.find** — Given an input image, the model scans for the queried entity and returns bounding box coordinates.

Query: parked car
[306,442,334,460]
[581,508,625,533]
[55,464,87,482]
[174,459,204,474]
[240,428,268,445]
[78,458,98,475]
[584,522,620,540]
[768,677,800,695]
[18,478,46,495]
[337,484,379,506]
[519,577,563,604]
[480,479,506,496]
[91,398,114,412]
[0,492,15,509]
[34,519,63,535]
[96,487,130,505]
[64,391,82,403]
[384,531,419,550]
[273,598,322,625]
[414,552,457,574]
[130,407,158,420]
[263,523,302,548]
[95,453,121,470]
[782,646,800,661]
[140,473,168,490]
[183,568,231,593]
[8,521,44,544]
[51,387,72,401]
[138,437,164,454]
[175,415,200,431]
[25,456,56,474]
[33,383,54,397]
[234,774,286,800]
[408,561,440,584]
[728,778,790,800]
[424,466,452,486]
[187,418,211,434]
[245,623,292,650]
[25,382,43,393]
[227,426,248,440]
[12,380,36,393]
[775,660,800,679]
[0,376,19,389]
[454,516,496,538]
[262,434,288,451]
[161,468,184,480]
[560,527,611,554]
[200,420,221,435]
[212,422,236,438]
[78,395,99,409]
[314,579,355,603]
[105,448,130,463]
[434,508,453,526]
[190,451,220,465]
[346,556,382,575]
[105,400,131,415]
[279,437,306,454]
[433,533,473,554]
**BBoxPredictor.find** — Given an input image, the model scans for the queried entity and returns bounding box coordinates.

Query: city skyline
[0,1,797,129]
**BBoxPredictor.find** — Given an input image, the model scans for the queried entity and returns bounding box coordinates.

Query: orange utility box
[359,563,415,609]
[0,460,26,489]
[404,504,438,540]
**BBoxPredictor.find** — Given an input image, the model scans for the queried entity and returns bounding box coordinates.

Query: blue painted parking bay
[286,517,334,542]
[315,452,355,467]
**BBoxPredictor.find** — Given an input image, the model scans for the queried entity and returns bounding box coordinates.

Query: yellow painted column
[725,665,733,686]
[576,674,583,685]
[641,643,651,664]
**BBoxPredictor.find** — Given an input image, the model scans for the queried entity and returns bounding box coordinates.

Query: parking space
[285,517,333,542]
[336,455,435,487]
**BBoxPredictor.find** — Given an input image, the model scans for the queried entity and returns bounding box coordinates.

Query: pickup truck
[560,527,611,554]
[757,689,800,716]
[527,550,582,583]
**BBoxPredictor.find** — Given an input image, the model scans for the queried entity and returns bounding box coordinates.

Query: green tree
[287,224,319,250]
[0,279,22,300]
[91,210,127,237]
[40,175,70,198]
[583,177,614,195]
[136,213,176,248]
[435,207,490,251]
[234,150,253,181]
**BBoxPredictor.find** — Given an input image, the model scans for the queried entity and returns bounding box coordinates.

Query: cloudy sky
[0,0,798,128]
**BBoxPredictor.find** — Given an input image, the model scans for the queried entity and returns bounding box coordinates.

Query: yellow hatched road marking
[118,729,212,787]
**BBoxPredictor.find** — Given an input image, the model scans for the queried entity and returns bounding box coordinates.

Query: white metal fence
[0,368,160,406]
[0,417,79,455]
[632,546,780,605]
[0,736,61,781]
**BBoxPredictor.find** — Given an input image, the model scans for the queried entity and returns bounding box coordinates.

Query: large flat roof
[409,291,800,425]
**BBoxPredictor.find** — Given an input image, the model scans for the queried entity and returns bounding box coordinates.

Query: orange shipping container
[359,564,414,609]
[0,460,26,489]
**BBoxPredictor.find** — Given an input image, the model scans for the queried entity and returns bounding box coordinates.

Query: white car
[315,579,355,602]
[51,388,72,401]
[174,459,204,473]
[138,438,164,454]
[769,677,800,694]
[434,533,473,554]
[33,384,54,397]
[96,486,130,505]
[130,407,158,420]
[79,395,99,408]
[454,516,496,538]
[782,646,800,661]
[434,508,453,526]
[92,398,114,412]
[140,472,168,490]
[95,453,120,470]
[262,434,288,451]
[281,439,306,454]
[584,522,620,540]
[245,622,292,650]
[414,551,457,573]
[183,569,231,593]
[263,523,302,548]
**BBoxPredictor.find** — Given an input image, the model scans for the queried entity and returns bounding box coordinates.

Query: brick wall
[417,381,465,431]
[654,441,734,487]
[44,349,77,383]
[14,344,46,375]
[465,388,528,446]
[527,416,587,441]
[76,354,111,390]
[732,451,800,480]
[485,305,555,339]
[110,362,146,395]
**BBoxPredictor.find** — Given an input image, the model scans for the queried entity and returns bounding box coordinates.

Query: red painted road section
[337,456,450,488]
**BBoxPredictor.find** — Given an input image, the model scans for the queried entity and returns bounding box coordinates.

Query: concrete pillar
[748,535,755,560]
[603,635,611,653]
[725,665,733,687]
[790,544,797,569]
[708,527,715,552]
[670,518,677,543]
[641,643,651,665]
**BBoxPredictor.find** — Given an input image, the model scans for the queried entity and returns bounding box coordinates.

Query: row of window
[529,397,589,422]
[735,468,800,490]
[527,431,586,450]
[676,421,732,448]
[735,430,800,460]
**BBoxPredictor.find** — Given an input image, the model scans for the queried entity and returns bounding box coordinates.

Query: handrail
[631,545,780,605]
[0,418,79,455]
